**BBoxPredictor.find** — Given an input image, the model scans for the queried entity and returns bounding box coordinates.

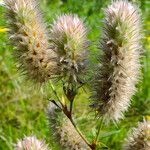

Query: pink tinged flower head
[91,1,142,122]
[5,0,58,83]
[48,102,90,150]
[50,14,89,83]
[124,120,150,150]
[16,136,49,150]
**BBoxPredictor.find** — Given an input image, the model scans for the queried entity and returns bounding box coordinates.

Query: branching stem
[62,82,94,150]
[50,81,97,150]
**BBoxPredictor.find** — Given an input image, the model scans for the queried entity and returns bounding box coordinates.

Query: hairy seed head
[5,0,58,83]
[50,14,89,83]
[48,102,90,150]
[124,120,150,150]
[16,136,49,150]
[91,0,142,122]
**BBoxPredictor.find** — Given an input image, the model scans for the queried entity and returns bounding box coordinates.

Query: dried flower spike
[50,14,89,83]
[124,120,150,150]
[5,0,58,83]
[48,102,90,150]
[91,0,142,122]
[16,136,49,150]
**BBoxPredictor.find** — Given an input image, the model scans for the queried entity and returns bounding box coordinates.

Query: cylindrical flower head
[48,102,90,150]
[91,1,142,122]
[16,136,49,150]
[124,120,150,150]
[5,0,58,83]
[50,14,89,83]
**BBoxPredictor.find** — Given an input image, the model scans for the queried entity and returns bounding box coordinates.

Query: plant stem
[69,116,93,149]
[49,81,93,149]
[65,101,95,149]
[62,83,94,149]
[94,117,104,149]
[61,79,100,150]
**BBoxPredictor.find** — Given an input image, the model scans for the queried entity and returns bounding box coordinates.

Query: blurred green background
[0,0,150,149]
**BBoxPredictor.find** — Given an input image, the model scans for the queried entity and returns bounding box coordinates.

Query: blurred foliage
[0,0,150,150]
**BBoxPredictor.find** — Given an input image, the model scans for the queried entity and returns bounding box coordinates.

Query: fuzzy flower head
[5,0,58,83]
[48,102,90,150]
[16,136,49,150]
[91,0,142,122]
[50,14,89,83]
[124,120,150,150]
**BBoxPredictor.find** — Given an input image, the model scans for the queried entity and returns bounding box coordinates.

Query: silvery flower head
[16,136,49,150]
[50,14,89,83]
[124,120,150,150]
[91,0,142,122]
[5,0,58,83]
